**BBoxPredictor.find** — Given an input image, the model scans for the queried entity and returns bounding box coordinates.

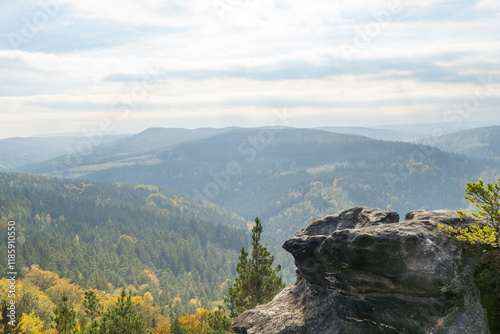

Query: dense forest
[0,173,252,328]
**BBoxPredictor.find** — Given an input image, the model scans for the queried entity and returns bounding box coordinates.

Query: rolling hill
[0,172,251,313]
[422,126,500,160]
[14,127,240,177]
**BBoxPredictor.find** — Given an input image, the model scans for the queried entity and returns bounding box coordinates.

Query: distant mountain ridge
[11,127,241,175]
[0,134,129,170]
[319,120,500,142]
[82,127,240,158]
[316,126,416,141]
[421,125,500,160]
[5,123,500,172]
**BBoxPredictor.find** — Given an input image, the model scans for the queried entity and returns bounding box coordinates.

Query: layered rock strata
[232,207,489,334]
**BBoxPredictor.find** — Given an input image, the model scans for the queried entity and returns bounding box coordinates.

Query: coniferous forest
[0,173,249,332]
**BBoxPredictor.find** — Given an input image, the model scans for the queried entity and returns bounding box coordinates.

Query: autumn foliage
[0,266,234,333]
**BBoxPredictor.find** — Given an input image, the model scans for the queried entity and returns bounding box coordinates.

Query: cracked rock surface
[232,207,490,334]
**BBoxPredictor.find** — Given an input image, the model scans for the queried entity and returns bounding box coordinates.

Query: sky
[0,0,499,138]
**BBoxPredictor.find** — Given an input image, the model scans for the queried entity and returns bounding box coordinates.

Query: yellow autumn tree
[179,309,210,334]
[18,312,45,334]
[151,320,171,334]
[25,266,60,291]
[45,278,83,312]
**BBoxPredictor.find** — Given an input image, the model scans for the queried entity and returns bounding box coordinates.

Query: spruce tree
[225,217,285,317]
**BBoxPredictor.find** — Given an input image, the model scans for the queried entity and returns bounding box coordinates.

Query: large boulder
[232,207,489,334]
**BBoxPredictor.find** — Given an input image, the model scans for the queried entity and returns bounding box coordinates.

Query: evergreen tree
[225,217,285,317]
[170,318,187,334]
[442,178,500,247]
[458,178,500,232]
[83,290,103,334]
[83,291,103,321]
[207,308,233,334]
[98,290,145,334]
[51,293,77,334]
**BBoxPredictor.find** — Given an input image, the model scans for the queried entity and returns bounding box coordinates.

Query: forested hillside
[0,173,250,319]
[19,127,498,226]
[425,126,500,160]
[13,127,500,282]
[0,135,128,171]
[14,128,238,176]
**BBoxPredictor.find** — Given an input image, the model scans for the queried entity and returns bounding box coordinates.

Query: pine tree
[207,308,232,334]
[51,293,77,334]
[225,217,285,317]
[83,290,103,321]
[83,290,103,334]
[442,178,500,247]
[458,178,500,232]
[170,318,187,334]
[98,290,145,334]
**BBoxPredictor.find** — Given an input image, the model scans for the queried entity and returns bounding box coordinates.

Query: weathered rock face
[232,207,490,334]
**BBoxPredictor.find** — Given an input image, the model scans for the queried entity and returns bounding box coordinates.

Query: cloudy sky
[0,0,499,138]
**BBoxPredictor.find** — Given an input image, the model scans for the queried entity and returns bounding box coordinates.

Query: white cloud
[475,0,500,14]
[0,0,499,138]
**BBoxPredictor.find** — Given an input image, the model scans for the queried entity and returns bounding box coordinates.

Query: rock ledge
[232,207,489,334]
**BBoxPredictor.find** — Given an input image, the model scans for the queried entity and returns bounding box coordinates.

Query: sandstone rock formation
[232,207,490,334]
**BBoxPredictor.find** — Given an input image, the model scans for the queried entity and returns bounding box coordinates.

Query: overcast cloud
[0,0,499,138]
